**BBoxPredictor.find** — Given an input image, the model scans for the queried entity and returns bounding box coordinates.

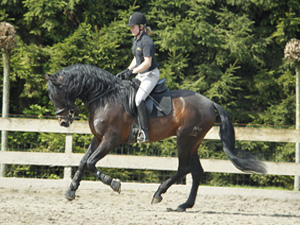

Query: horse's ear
[45,74,50,81]
[45,74,55,82]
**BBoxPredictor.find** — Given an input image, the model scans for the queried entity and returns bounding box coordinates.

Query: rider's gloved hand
[116,69,133,80]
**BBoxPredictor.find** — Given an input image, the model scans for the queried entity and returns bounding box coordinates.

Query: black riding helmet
[127,12,147,27]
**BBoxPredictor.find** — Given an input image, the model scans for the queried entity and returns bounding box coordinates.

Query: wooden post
[0,22,17,177]
[295,62,300,191]
[0,52,10,177]
[284,39,300,191]
[186,174,193,186]
[64,134,73,181]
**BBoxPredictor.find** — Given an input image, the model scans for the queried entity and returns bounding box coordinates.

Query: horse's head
[45,74,75,127]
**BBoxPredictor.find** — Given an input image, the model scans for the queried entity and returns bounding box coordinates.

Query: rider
[118,12,160,143]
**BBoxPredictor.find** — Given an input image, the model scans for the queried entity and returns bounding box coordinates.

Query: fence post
[186,174,193,186]
[295,62,300,191]
[64,134,73,181]
[1,51,11,177]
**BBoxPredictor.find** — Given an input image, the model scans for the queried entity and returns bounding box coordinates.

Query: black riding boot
[137,100,149,143]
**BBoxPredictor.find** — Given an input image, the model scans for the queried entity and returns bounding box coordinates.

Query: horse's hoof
[151,196,163,204]
[175,206,186,212]
[65,189,76,201]
[167,207,186,212]
[111,179,121,194]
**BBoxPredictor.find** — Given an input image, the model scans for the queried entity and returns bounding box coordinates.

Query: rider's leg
[135,69,159,143]
[136,100,149,142]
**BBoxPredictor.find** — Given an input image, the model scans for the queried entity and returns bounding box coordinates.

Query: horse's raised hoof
[65,189,76,201]
[111,179,121,194]
[151,195,163,204]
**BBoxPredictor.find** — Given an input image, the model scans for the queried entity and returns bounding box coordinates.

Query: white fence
[0,118,300,189]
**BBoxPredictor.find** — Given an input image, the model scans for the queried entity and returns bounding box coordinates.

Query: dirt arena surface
[0,183,300,225]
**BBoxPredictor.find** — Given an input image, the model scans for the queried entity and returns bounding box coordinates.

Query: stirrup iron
[137,129,148,143]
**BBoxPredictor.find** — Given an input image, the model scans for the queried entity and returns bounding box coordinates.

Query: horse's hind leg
[65,137,100,201]
[151,166,190,205]
[176,152,203,212]
[151,138,192,205]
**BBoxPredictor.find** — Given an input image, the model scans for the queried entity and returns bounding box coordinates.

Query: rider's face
[130,25,140,37]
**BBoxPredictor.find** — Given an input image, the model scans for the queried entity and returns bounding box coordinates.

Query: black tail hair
[213,103,267,174]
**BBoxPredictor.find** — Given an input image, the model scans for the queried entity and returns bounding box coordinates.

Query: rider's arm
[132,56,152,74]
[128,57,137,71]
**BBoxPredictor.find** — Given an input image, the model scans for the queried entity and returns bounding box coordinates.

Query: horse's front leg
[94,170,121,193]
[86,137,121,193]
[65,137,100,201]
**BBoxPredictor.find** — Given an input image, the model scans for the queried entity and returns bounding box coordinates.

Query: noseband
[55,107,75,121]
[55,107,73,115]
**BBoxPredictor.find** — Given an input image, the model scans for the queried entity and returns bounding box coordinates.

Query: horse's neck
[73,75,99,102]
[76,75,116,107]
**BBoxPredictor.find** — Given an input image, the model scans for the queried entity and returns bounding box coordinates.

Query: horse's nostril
[60,121,68,127]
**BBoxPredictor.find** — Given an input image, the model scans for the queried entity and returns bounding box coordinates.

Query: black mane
[49,64,128,107]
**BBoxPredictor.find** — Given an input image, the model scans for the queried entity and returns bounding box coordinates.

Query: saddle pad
[147,90,172,118]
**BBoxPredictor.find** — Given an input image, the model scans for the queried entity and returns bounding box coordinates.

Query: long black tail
[213,103,267,174]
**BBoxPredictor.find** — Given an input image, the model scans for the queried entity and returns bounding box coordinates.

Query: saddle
[122,78,173,143]
[123,78,173,118]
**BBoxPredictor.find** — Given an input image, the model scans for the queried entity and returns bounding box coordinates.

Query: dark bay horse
[45,64,266,212]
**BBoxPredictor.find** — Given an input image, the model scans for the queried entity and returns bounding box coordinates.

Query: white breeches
[135,68,160,106]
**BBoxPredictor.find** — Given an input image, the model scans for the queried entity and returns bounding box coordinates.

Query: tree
[0,22,17,176]
[284,38,300,191]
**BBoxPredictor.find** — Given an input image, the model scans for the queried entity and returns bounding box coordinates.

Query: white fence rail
[0,118,300,188]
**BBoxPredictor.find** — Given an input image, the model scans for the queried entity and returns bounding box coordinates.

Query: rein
[55,86,119,116]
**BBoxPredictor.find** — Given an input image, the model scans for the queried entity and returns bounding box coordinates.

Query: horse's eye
[69,109,75,115]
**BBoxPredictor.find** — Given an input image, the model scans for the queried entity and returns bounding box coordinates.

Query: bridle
[55,107,75,120]
[55,85,119,119]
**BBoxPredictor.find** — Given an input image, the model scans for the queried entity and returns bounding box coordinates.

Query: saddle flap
[123,78,172,119]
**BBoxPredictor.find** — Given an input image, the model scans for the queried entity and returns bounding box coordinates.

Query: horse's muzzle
[59,119,70,127]
[58,115,73,127]
[57,109,75,127]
